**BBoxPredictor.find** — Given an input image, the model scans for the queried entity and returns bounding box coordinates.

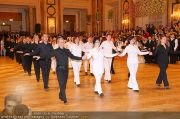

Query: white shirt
[83,42,93,53]
[171,38,178,51]
[87,48,116,74]
[65,42,73,49]
[79,41,84,48]
[69,43,82,58]
[119,44,149,64]
[100,40,116,55]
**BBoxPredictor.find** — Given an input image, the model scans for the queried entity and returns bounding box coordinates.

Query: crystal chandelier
[135,0,165,17]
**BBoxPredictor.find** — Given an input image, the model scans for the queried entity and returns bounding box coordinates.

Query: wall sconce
[65,20,69,23]
[9,19,13,22]
[122,19,129,30]
[122,19,129,25]
[171,10,180,21]
[171,3,180,23]
[47,17,56,33]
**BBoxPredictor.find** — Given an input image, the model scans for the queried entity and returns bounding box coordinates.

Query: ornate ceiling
[134,0,166,17]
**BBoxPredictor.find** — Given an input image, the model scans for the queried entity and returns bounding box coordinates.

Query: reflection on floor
[0,57,180,111]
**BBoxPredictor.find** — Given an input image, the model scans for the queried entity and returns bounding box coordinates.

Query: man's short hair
[106,33,111,37]
[57,37,64,41]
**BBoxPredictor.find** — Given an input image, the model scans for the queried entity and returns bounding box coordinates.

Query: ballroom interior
[0,0,179,34]
[0,0,180,113]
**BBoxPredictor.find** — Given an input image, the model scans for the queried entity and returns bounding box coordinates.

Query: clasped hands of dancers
[23,34,170,104]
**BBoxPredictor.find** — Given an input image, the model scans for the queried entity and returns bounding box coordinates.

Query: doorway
[63,15,76,35]
[0,25,11,32]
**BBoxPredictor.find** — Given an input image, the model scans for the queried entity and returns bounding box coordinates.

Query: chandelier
[171,11,180,21]
[135,0,165,17]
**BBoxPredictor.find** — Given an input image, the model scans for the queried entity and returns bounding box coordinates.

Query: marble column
[29,6,34,33]
[57,0,64,34]
[87,0,92,33]
[118,0,123,30]
[40,0,45,33]
[92,0,97,33]
[35,0,41,24]
[26,8,30,32]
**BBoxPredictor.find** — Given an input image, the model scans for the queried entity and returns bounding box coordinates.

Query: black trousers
[33,60,40,81]
[21,55,26,72]
[110,57,115,73]
[176,50,180,61]
[24,56,32,74]
[9,52,14,60]
[39,59,51,89]
[144,55,154,63]
[15,53,22,64]
[56,68,68,101]
[6,48,10,56]
[170,54,177,64]
[128,72,130,79]
[156,63,169,87]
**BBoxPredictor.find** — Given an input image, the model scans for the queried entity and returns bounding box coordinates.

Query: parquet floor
[0,57,180,112]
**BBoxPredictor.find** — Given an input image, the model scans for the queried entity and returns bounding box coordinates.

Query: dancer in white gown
[119,36,150,92]
[83,37,93,76]
[51,38,58,73]
[69,37,83,87]
[87,39,118,96]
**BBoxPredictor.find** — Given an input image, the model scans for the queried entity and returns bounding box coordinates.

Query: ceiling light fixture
[9,19,13,21]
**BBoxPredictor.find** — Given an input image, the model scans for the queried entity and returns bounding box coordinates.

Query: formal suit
[30,42,53,89]
[20,43,27,72]
[31,43,40,81]
[178,39,180,61]
[169,38,178,64]
[8,41,15,60]
[4,40,11,56]
[52,48,82,102]
[23,43,33,75]
[14,42,23,64]
[154,44,170,87]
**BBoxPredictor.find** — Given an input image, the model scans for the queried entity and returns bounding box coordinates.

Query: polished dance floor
[0,57,180,111]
